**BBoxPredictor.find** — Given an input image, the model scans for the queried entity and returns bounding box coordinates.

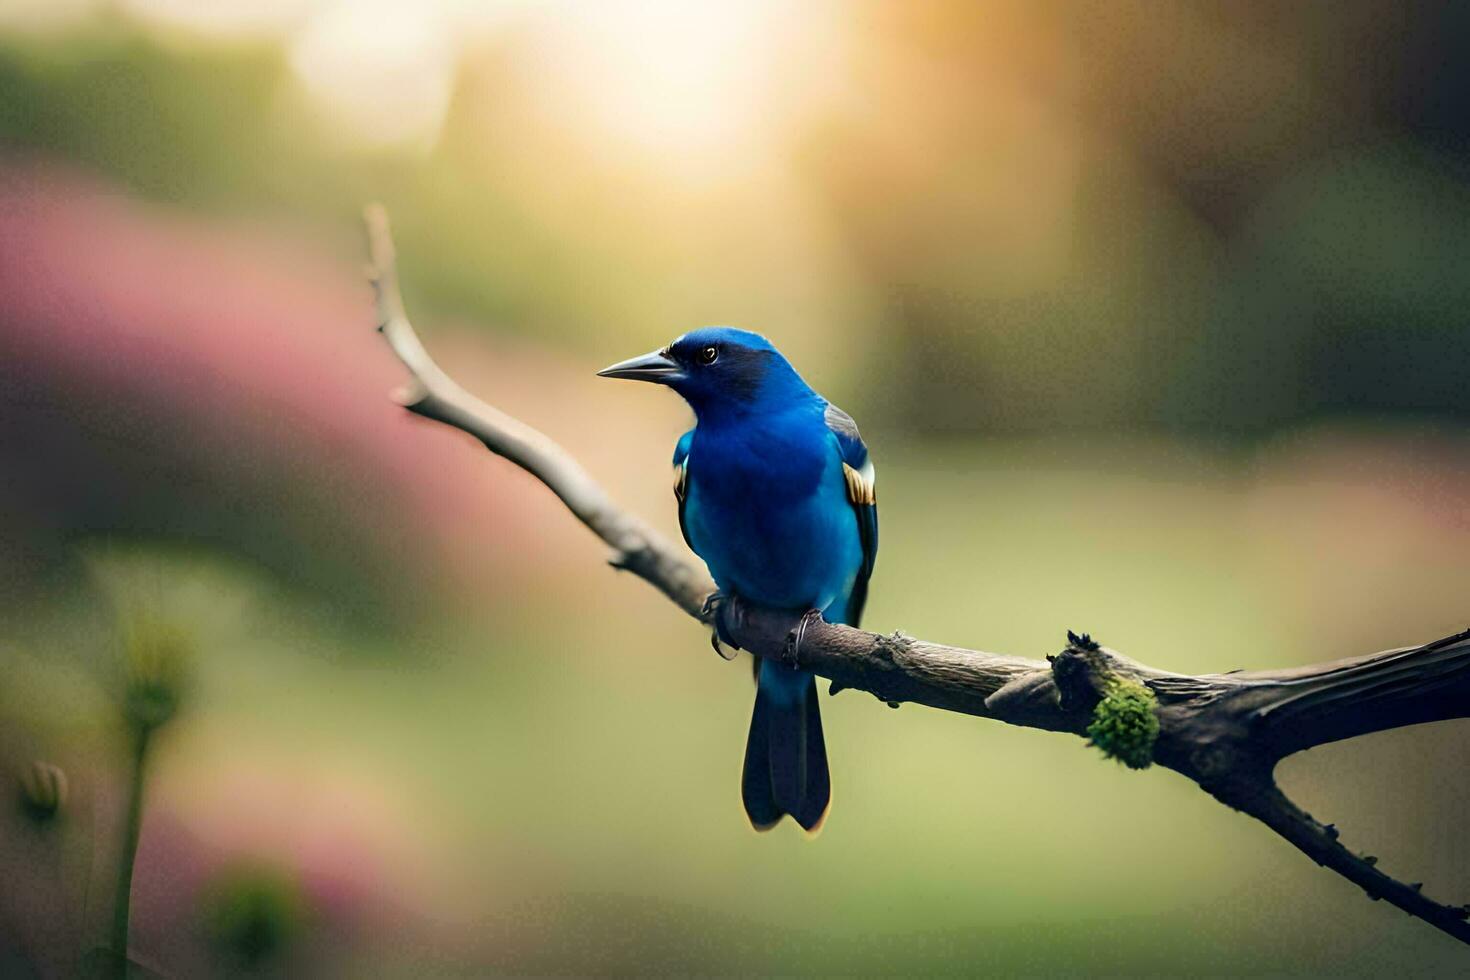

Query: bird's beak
[596,348,683,384]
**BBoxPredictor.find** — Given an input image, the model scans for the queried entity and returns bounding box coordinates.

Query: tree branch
[363,204,712,620]
[362,205,1470,949]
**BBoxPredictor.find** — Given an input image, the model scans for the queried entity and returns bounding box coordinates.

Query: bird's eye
[698,345,719,365]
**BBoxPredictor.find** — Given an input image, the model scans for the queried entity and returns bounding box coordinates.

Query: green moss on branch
[1087,678,1158,769]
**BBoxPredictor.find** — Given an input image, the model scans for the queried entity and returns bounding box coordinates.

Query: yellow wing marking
[842,461,876,506]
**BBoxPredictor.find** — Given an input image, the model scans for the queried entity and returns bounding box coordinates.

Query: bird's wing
[824,403,878,627]
[672,428,695,552]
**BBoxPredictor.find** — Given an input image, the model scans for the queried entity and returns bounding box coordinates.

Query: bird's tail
[742,658,830,833]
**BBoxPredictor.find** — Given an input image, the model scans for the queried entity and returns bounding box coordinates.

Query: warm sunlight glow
[288,0,456,149]
[3,0,842,168]
[533,0,836,173]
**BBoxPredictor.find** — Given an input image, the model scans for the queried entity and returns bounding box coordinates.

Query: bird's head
[598,327,812,418]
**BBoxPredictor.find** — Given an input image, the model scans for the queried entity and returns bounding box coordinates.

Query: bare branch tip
[390,383,427,407]
[363,201,388,234]
[362,202,397,272]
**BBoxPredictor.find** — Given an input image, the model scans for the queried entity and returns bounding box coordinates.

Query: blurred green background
[2,1,1469,975]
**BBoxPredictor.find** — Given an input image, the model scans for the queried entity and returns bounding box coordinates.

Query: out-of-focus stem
[109,728,151,977]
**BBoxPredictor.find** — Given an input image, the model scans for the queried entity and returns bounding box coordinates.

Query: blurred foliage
[1,2,1467,436]
[201,863,307,970]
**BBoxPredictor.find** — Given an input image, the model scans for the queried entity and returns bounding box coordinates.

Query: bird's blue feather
[681,405,864,614]
[672,429,693,468]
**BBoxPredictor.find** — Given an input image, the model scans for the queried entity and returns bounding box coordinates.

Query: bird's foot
[702,591,746,661]
[784,608,824,669]
[709,630,738,661]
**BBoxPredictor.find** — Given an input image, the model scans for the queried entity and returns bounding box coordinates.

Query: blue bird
[599,327,877,832]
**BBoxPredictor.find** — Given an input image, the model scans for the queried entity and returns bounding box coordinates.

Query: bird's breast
[683,441,862,613]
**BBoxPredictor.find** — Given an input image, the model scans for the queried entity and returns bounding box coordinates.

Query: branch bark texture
[363,205,1470,949]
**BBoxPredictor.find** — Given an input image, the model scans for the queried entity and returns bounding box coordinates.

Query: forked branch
[363,205,1470,948]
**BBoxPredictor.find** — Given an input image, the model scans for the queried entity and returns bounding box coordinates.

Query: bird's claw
[703,591,745,661]
[709,630,738,661]
[784,608,823,669]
